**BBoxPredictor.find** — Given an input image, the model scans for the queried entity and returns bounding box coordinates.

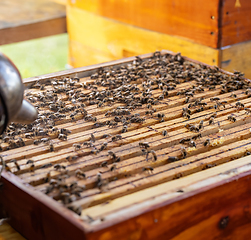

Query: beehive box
[1,51,251,239]
[67,0,251,78]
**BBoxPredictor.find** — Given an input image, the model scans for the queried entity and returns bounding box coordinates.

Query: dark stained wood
[0,171,87,240]
[221,0,251,47]
[0,0,66,45]
[68,0,219,48]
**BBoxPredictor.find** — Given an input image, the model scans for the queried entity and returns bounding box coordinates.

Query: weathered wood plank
[0,0,66,45]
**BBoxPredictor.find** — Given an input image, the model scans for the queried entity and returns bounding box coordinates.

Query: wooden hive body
[67,0,251,78]
[1,51,251,239]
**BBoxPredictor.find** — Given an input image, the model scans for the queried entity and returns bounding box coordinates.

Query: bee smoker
[0,53,38,134]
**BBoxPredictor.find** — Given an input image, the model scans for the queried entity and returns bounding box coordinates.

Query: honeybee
[142,166,154,173]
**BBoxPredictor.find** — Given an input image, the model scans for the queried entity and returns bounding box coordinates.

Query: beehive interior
[1,51,251,222]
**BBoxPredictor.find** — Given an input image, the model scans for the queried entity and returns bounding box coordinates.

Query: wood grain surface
[67,0,219,48]
[0,0,66,45]
[0,220,25,240]
[67,6,219,68]
[221,0,251,47]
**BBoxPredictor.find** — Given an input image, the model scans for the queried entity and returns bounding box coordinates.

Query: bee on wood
[44,172,51,183]
[49,142,54,152]
[185,92,194,97]
[162,130,168,136]
[191,133,202,140]
[210,97,220,101]
[198,120,204,130]
[75,169,86,179]
[189,140,196,148]
[26,159,34,164]
[24,133,33,139]
[100,161,108,168]
[33,139,41,146]
[108,150,116,160]
[30,164,35,172]
[198,102,207,106]
[96,173,105,189]
[41,137,51,143]
[227,115,236,122]
[73,143,81,151]
[195,107,204,113]
[67,205,82,216]
[103,134,111,138]
[40,163,53,169]
[182,107,191,115]
[45,185,54,194]
[189,125,200,133]
[204,139,210,146]
[209,117,215,125]
[168,156,178,162]
[60,192,71,205]
[182,112,190,119]
[181,147,187,159]
[83,141,94,148]
[208,86,216,90]
[150,150,157,161]
[54,164,66,171]
[230,93,237,98]
[121,126,128,133]
[139,142,150,149]
[58,134,67,141]
[90,133,95,143]
[185,123,193,129]
[220,101,227,108]
[156,113,165,119]
[185,97,190,104]
[179,138,191,144]
[16,137,25,147]
[10,159,20,171]
[3,162,11,172]
[91,149,99,155]
[235,101,244,108]
[114,156,121,163]
[60,128,71,135]
[142,166,154,173]
[100,142,108,151]
[111,134,122,142]
[66,155,78,161]
[245,108,251,114]
[245,150,251,156]
[110,163,117,171]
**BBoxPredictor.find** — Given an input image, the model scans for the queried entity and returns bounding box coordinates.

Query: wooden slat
[67,6,219,68]
[86,163,251,240]
[80,154,251,220]
[67,0,219,48]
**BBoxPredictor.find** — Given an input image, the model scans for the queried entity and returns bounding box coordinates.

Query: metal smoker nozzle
[0,53,38,133]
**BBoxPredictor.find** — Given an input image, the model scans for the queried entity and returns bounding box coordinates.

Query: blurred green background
[0,33,68,79]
